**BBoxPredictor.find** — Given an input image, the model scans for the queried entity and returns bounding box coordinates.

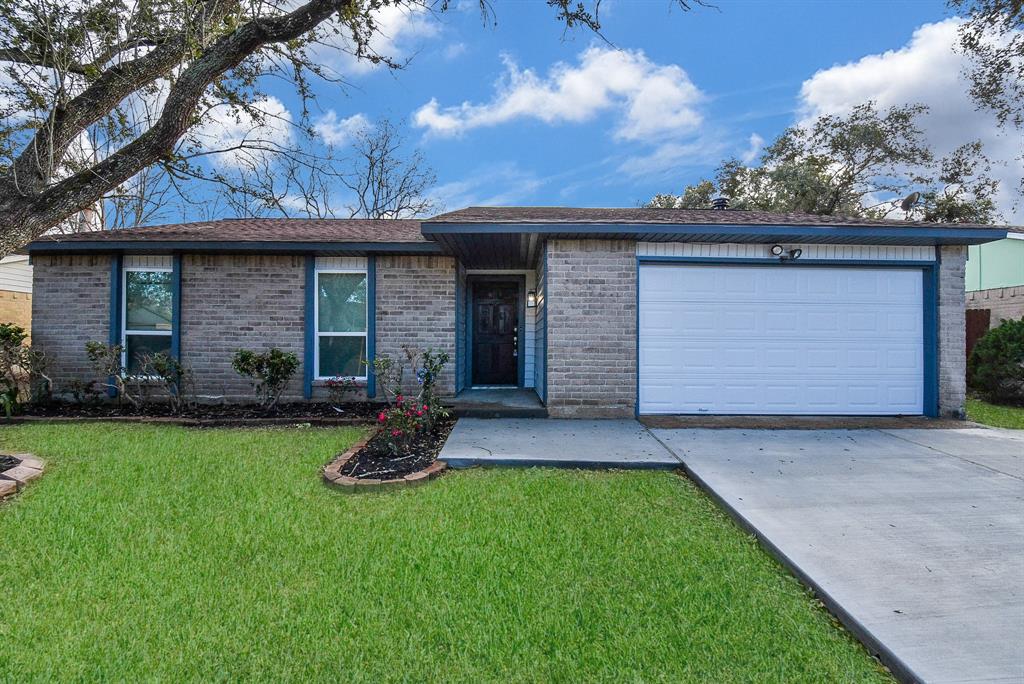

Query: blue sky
[230,0,1022,220]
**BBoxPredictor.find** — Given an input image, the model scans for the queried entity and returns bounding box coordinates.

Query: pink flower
[377,412,386,422]
[391,429,402,437]
[396,395,404,404]
[422,404,429,411]
[416,409,423,417]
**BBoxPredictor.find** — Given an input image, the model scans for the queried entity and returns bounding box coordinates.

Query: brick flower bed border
[322,432,447,493]
[0,453,46,500]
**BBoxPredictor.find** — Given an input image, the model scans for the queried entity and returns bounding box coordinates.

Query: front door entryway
[471,281,519,386]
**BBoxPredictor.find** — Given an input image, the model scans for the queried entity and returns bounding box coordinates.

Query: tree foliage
[648,102,1002,223]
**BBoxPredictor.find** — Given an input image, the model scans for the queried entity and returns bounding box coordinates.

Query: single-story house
[966,227,1024,327]
[27,207,1009,418]
[0,254,33,332]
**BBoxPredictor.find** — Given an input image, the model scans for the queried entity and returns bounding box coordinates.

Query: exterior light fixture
[769,244,784,256]
[788,248,802,260]
[526,290,537,308]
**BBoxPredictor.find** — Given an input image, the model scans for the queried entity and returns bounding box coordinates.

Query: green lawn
[0,424,889,682]
[967,397,1024,429]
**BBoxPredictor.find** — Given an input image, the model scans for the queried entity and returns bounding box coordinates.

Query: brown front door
[472,282,518,386]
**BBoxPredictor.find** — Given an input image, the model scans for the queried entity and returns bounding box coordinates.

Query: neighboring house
[26,207,1008,418]
[966,227,1024,325]
[0,254,33,332]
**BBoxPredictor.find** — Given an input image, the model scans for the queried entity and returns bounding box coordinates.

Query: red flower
[377,411,386,422]
[396,395,404,404]
[422,404,429,411]
[391,429,402,437]
[416,409,423,417]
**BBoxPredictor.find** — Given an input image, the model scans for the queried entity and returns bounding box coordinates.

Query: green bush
[0,323,49,416]
[231,348,299,409]
[968,317,1024,405]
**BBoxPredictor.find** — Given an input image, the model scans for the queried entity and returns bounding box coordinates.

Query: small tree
[231,348,299,410]
[969,318,1024,405]
[138,352,193,414]
[84,341,139,407]
[0,323,49,417]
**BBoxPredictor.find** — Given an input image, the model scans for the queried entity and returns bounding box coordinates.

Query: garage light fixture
[526,290,537,308]
[770,245,802,261]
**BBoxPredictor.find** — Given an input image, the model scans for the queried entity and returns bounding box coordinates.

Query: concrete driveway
[651,427,1024,684]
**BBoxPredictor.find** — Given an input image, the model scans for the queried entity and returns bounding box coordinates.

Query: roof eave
[420,221,1008,246]
[26,240,445,255]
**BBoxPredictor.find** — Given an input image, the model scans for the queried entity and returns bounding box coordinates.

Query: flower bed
[322,417,453,492]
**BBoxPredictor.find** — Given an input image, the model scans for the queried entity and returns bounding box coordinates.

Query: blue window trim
[303,256,376,400]
[108,254,124,398]
[635,256,940,418]
[170,254,182,361]
[541,247,548,404]
[366,256,376,399]
[303,255,315,400]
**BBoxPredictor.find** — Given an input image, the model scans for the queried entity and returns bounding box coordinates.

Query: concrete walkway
[652,427,1024,684]
[439,418,680,469]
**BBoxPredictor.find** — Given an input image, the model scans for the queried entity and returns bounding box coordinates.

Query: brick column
[937,245,967,418]
[545,239,636,418]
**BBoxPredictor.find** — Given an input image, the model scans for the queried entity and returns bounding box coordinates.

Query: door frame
[635,256,940,418]
[465,274,526,388]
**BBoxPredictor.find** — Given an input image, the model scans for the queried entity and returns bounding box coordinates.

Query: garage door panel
[638,264,925,415]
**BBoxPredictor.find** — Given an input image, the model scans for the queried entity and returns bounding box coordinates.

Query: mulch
[0,455,19,472]
[19,401,382,421]
[339,417,455,480]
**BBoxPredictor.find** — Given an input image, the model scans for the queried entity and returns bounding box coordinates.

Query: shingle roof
[427,206,1010,231]
[32,218,427,244]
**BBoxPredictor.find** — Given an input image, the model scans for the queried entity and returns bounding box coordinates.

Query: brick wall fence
[966,285,1024,326]
[544,239,637,418]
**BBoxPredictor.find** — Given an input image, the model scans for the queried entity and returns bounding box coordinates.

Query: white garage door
[638,264,924,415]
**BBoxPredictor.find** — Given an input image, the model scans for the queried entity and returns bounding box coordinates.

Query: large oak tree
[0,0,705,257]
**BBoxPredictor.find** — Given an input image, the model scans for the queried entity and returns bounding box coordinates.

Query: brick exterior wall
[180,255,306,401]
[0,290,32,333]
[544,239,637,418]
[375,255,457,397]
[967,285,1024,326]
[938,245,968,418]
[31,255,111,393]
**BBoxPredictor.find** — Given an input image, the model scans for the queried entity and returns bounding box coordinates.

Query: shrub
[370,347,450,455]
[138,352,193,414]
[231,348,299,409]
[969,317,1024,405]
[324,376,359,408]
[0,323,48,417]
[85,341,141,407]
[375,394,429,456]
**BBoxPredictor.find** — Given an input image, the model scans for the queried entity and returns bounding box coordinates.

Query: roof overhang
[421,222,1009,268]
[26,240,445,256]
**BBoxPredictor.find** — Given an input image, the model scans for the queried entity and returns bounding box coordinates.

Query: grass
[967,397,1024,429]
[0,423,890,683]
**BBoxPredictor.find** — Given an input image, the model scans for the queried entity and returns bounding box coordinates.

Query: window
[315,270,367,379]
[122,267,173,374]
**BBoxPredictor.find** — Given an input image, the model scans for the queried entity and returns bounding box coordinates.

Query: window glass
[318,336,365,378]
[124,334,172,374]
[317,273,366,333]
[125,271,173,331]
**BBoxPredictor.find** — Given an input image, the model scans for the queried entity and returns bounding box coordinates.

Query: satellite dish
[900,192,921,212]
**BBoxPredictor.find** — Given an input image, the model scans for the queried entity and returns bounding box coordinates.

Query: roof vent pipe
[711,197,729,210]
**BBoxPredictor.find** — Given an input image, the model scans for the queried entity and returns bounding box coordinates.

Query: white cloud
[741,132,764,164]
[798,18,1023,221]
[413,46,705,142]
[616,137,729,179]
[443,42,467,61]
[190,96,294,169]
[313,111,370,146]
[429,162,543,209]
[313,3,439,76]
